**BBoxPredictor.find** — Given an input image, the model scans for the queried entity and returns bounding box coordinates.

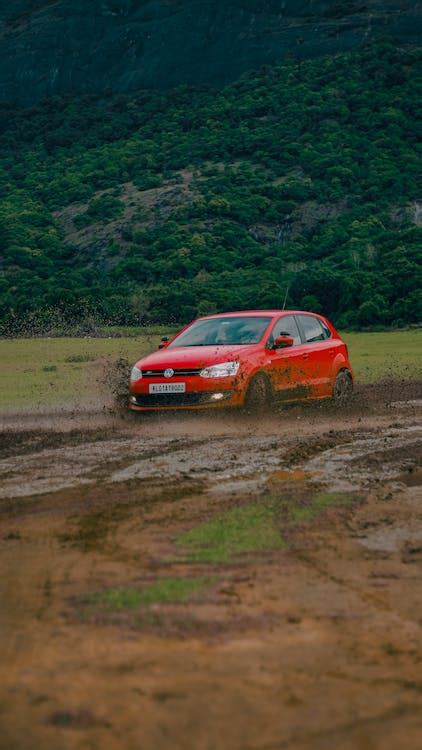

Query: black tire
[333,370,353,405]
[244,373,272,411]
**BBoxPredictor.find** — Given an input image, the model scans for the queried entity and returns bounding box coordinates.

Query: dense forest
[0,41,421,333]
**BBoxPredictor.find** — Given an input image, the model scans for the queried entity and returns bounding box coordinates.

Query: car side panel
[305,340,338,396]
[265,343,314,400]
[295,314,338,397]
[262,315,311,400]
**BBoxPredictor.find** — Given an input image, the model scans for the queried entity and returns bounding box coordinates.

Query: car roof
[199,310,322,320]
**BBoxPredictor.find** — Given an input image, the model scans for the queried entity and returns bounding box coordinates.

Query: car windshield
[168,316,272,347]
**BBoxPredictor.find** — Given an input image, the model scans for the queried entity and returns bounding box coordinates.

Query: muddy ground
[1,382,421,750]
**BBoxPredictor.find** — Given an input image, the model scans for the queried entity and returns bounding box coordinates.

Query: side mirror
[273,335,294,349]
[158,336,170,350]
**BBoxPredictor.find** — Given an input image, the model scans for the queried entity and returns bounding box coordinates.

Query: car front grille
[132,391,233,408]
[133,392,209,407]
[141,368,201,378]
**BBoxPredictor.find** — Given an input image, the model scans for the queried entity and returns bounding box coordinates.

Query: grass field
[0,329,420,411]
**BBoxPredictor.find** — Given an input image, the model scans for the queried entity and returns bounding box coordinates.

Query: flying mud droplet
[97,356,131,414]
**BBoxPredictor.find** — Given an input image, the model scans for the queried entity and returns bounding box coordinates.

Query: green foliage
[73,194,125,228]
[0,42,420,329]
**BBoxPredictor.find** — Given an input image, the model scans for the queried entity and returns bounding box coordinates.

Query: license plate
[149,383,186,394]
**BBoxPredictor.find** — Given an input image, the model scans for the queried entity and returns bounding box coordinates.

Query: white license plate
[149,383,186,394]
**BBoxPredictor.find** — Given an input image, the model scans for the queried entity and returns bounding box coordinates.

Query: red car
[129,310,353,411]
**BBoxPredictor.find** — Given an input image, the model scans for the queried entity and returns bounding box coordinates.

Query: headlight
[130,366,143,382]
[200,361,240,379]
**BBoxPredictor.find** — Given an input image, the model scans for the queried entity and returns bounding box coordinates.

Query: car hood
[136,344,257,370]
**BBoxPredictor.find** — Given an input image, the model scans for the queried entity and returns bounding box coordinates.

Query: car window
[168,316,272,347]
[320,320,332,339]
[298,315,326,343]
[268,315,301,346]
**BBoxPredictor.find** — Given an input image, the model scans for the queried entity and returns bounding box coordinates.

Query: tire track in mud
[1,412,420,503]
[0,435,214,500]
[294,537,422,622]
[289,423,422,626]
[301,424,422,492]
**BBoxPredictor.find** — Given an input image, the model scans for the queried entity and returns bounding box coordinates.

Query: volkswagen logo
[164,368,174,379]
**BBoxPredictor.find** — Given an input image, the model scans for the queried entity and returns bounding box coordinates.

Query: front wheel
[244,373,272,412]
[333,370,353,405]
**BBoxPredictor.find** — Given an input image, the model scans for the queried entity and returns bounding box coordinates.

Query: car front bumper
[129,376,245,411]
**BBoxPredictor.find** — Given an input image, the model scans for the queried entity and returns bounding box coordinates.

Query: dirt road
[1,385,421,750]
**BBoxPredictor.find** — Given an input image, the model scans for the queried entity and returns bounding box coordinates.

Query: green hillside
[0,41,421,332]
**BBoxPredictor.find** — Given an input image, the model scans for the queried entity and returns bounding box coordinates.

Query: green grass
[0,332,165,410]
[343,329,421,383]
[0,328,419,411]
[85,577,210,610]
[176,503,286,563]
[176,491,359,563]
[64,353,96,363]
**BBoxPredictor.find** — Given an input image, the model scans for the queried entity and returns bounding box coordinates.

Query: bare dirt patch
[0,386,421,750]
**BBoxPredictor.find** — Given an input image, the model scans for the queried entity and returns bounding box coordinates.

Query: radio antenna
[282,284,290,311]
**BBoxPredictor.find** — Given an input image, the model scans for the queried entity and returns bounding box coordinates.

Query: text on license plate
[149,383,186,394]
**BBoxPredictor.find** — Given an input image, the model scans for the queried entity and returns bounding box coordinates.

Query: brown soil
[1,386,421,750]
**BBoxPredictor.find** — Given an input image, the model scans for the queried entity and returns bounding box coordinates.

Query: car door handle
[302,353,309,359]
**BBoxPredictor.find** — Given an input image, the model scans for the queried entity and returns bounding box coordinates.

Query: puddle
[0,438,135,499]
[110,436,284,487]
[0,435,205,499]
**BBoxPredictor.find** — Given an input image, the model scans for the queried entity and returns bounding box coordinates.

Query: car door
[265,314,311,401]
[296,314,333,397]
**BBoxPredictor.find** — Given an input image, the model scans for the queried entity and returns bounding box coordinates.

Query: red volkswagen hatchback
[129,310,353,412]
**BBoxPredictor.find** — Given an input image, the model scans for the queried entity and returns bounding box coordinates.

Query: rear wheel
[244,373,272,411]
[333,370,353,405]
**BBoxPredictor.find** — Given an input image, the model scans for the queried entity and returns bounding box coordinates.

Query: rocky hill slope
[1,1,421,105]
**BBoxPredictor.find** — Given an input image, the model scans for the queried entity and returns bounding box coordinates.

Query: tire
[244,373,272,411]
[333,370,353,405]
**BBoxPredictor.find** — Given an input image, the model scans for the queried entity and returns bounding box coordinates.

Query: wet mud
[1,381,421,750]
